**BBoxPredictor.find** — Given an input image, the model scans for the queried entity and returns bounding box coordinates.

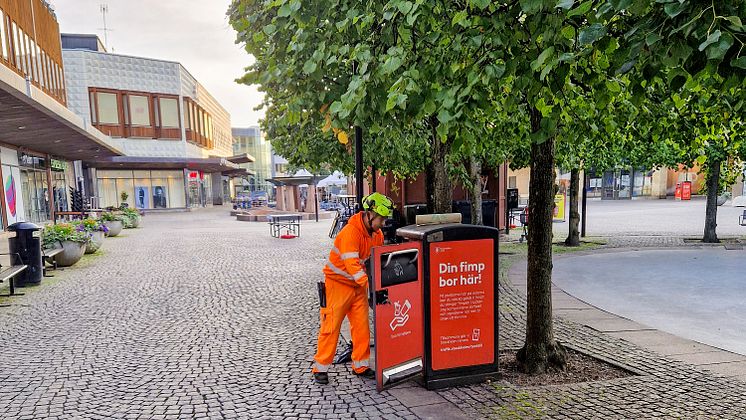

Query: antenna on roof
[98,4,112,50]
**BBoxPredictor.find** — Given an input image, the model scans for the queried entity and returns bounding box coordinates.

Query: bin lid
[7,221,41,231]
[397,222,500,242]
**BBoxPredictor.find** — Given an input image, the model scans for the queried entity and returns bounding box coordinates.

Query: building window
[508,176,516,189]
[159,97,179,128]
[89,91,97,124]
[96,92,120,124]
[128,95,150,126]
[0,10,7,61]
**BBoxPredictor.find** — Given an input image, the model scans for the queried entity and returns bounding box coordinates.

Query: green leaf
[579,23,606,45]
[605,80,621,92]
[451,10,469,27]
[289,0,301,12]
[731,56,746,69]
[263,24,277,35]
[531,46,555,71]
[705,32,734,61]
[609,0,632,11]
[725,16,743,29]
[520,0,543,14]
[382,55,403,74]
[470,0,491,10]
[558,52,574,62]
[645,33,663,46]
[278,3,292,17]
[698,30,721,51]
[664,2,687,18]
[302,59,317,74]
[567,0,592,17]
[555,0,574,10]
[397,1,414,14]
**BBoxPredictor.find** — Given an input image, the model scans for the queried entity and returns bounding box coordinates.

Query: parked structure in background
[61,33,242,210]
[0,0,123,227]
[508,166,706,203]
[231,127,273,200]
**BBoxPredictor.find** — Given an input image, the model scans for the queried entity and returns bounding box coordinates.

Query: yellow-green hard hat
[363,192,394,218]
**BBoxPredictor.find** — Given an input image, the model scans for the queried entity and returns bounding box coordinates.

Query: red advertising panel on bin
[429,239,494,371]
[373,243,423,391]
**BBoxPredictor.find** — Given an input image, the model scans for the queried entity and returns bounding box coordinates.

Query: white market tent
[317,171,348,188]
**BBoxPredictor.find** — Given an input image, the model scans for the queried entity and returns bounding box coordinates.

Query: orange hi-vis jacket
[324,212,384,287]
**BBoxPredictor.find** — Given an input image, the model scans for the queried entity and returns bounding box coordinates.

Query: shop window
[159,98,179,128]
[96,92,120,124]
[128,94,150,126]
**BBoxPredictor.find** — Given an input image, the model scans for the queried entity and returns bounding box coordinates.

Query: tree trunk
[469,156,483,225]
[564,168,580,246]
[517,108,567,374]
[425,116,453,214]
[703,161,721,243]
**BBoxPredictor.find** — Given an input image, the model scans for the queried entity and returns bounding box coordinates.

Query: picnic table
[268,214,302,238]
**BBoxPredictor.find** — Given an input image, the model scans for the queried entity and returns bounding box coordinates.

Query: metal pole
[314,181,319,223]
[581,172,588,238]
[355,125,363,211]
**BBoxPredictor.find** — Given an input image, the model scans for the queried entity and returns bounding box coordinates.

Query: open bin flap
[371,242,423,391]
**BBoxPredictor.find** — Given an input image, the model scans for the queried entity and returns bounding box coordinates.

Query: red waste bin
[682,181,692,200]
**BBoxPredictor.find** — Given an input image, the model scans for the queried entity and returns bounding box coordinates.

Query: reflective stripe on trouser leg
[312,361,331,373]
[348,287,371,374]
[312,279,354,371]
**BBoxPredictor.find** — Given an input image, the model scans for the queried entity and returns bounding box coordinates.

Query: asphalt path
[552,248,746,355]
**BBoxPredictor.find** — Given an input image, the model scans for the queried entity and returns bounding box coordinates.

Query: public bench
[0,253,27,302]
[268,214,301,238]
[42,247,64,277]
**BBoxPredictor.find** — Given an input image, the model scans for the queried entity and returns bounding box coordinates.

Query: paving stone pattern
[0,211,416,419]
[0,208,743,419]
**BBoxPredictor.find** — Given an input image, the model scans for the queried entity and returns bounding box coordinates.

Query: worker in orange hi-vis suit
[312,193,394,385]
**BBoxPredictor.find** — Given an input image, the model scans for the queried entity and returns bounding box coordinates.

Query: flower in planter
[42,222,90,249]
[76,218,109,234]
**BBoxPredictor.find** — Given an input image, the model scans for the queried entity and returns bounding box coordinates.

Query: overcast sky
[52,0,264,128]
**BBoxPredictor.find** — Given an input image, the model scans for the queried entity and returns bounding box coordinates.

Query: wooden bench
[42,247,64,277]
[0,253,28,303]
[268,214,301,238]
[739,210,746,226]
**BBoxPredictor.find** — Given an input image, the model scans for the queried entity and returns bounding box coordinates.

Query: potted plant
[120,191,129,208]
[101,212,123,237]
[120,207,142,228]
[41,223,88,267]
[75,219,108,254]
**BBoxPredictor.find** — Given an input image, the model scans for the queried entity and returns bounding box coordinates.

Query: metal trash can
[7,222,43,286]
[397,222,500,389]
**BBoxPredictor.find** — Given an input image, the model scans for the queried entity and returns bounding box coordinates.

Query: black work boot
[353,368,375,379]
[313,372,329,384]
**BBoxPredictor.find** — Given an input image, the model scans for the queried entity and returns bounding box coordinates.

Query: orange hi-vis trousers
[312,277,370,374]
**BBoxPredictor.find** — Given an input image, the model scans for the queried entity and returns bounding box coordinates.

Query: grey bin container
[7,222,43,286]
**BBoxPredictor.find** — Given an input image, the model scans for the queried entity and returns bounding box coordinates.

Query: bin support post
[581,173,588,238]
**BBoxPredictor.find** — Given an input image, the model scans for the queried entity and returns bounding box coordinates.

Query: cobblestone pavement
[1,208,744,419]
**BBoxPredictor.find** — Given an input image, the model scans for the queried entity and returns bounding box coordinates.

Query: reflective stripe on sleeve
[340,252,360,260]
[352,270,366,281]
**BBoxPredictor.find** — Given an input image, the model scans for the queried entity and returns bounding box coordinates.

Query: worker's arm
[339,236,369,288]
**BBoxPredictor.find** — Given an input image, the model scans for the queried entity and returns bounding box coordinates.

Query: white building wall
[63,49,231,159]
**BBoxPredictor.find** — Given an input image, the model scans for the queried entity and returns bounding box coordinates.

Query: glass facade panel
[129,95,150,126]
[159,98,179,128]
[97,92,119,124]
[97,178,118,208]
[98,170,186,209]
[20,169,50,224]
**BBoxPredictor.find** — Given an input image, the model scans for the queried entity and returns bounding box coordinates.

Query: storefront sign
[428,239,494,371]
[372,243,424,391]
[50,159,67,172]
